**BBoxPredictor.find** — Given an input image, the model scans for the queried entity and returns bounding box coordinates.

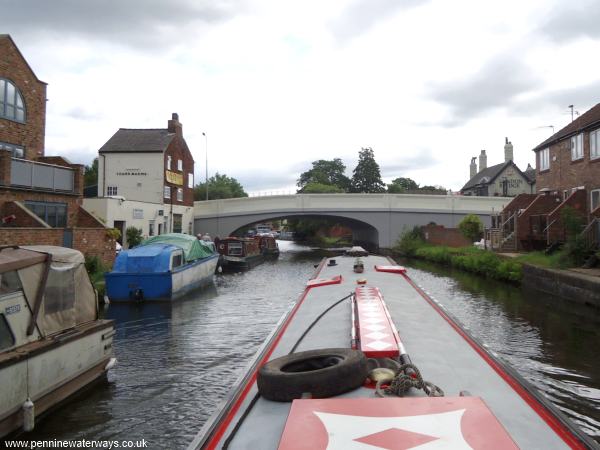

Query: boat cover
[140,233,215,262]
[18,246,97,337]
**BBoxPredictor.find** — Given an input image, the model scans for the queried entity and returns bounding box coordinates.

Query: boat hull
[106,254,219,301]
[221,254,264,271]
[0,321,114,438]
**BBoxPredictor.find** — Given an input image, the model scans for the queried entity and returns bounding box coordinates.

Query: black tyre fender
[257,348,368,402]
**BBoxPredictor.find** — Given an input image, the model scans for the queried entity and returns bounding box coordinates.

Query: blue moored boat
[105,233,219,301]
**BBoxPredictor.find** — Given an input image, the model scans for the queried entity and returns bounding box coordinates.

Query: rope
[375,363,444,398]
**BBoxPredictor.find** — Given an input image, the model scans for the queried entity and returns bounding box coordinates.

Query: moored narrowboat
[105,233,219,301]
[255,234,280,257]
[217,237,263,271]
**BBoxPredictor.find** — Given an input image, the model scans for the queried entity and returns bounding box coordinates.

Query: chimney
[504,137,513,162]
[479,150,487,172]
[168,113,182,136]
[470,157,477,179]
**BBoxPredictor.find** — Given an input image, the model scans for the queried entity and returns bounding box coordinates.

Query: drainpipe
[102,154,106,196]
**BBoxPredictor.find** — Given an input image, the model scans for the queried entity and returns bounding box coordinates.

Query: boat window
[228,242,243,256]
[0,270,22,295]
[172,253,183,269]
[0,314,15,351]
[44,265,76,315]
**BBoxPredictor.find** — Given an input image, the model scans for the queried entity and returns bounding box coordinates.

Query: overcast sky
[4,0,600,193]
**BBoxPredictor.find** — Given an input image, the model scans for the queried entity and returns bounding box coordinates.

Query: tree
[301,182,344,193]
[84,158,98,187]
[387,177,419,193]
[125,226,143,248]
[458,214,483,242]
[297,159,351,192]
[194,173,248,201]
[350,147,385,193]
[418,185,448,195]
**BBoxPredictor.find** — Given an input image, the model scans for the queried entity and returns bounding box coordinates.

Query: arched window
[0,78,26,122]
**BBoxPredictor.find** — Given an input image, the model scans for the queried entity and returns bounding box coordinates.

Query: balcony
[1,156,77,193]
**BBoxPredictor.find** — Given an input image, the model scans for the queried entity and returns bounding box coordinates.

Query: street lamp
[202,132,208,201]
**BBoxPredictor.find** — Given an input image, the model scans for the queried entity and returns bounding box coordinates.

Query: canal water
[25,241,600,448]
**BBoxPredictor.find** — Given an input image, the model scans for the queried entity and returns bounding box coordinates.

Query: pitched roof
[98,128,175,153]
[533,103,600,151]
[461,161,510,191]
[524,164,536,183]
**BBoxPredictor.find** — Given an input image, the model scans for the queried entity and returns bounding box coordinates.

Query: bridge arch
[193,194,510,249]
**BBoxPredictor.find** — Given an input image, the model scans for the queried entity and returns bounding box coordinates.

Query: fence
[10,158,75,192]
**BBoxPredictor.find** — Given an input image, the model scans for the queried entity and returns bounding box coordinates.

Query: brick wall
[1,201,47,227]
[0,187,81,227]
[536,133,600,213]
[0,228,63,246]
[0,36,47,159]
[164,115,195,207]
[422,224,471,247]
[73,228,115,267]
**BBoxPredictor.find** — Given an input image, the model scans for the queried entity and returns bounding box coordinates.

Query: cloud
[428,55,539,125]
[329,0,427,42]
[2,0,243,49]
[538,1,600,43]
[381,148,438,177]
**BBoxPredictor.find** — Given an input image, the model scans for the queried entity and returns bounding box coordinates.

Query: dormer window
[0,78,26,123]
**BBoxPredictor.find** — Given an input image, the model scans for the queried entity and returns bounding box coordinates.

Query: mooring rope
[375,363,444,398]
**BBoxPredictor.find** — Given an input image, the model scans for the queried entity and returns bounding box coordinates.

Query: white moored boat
[0,245,116,437]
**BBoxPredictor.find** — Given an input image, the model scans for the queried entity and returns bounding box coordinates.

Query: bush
[458,214,483,242]
[125,226,143,248]
[84,254,103,274]
[394,226,425,257]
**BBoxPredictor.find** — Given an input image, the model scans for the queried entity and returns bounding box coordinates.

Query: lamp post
[202,132,208,201]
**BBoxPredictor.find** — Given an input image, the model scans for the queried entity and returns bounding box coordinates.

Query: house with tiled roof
[82,114,196,247]
[489,103,600,252]
[460,139,535,197]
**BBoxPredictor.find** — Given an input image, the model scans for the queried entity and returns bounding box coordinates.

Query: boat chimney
[504,137,513,162]
[470,157,477,179]
[479,150,487,172]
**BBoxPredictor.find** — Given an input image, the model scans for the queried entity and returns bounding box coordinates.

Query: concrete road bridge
[193,194,510,250]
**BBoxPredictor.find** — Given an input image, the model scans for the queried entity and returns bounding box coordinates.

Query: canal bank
[18,242,600,447]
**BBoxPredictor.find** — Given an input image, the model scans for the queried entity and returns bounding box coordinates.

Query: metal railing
[581,218,600,249]
[10,158,75,192]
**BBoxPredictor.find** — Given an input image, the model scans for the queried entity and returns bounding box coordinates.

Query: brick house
[490,104,600,251]
[83,113,195,247]
[0,35,115,266]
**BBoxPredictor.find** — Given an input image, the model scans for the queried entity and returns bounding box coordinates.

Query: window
[539,148,549,171]
[24,201,67,227]
[228,242,242,256]
[172,253,183,269]
[0,270,22,295]
[167,155,172,170]
[0,78,26,122]
[44,265,75,314]
[164,186,171,199]
[177,159,183,171]
[177,188,183,201]
[0,314,15,351]
[149,220,155,236]
[188,173,194,188]
[107,186,118,196]
[591,129,600,160]
[173,214,182,233]
[571,133,583,160]
[0,141,24,158]
[592,189,600,212]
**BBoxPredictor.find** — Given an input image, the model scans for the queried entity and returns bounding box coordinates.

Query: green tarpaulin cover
[140,233,215,262]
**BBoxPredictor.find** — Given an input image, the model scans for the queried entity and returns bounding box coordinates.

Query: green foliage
[387,177,419,193]
[515,250,569,269]
[125,226,143,248]
[394,226,425,257]
[194,172,248,201]
[559,206,593,266]
[106,228,121,240]
[84,254,104,275]
[297,159,351,192]
[350,147,385,193]
[301,182,345,193]
[84,158,98,187]
[458,214,483,242]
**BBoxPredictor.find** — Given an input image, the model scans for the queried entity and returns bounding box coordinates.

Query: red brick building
[0,35,114,266]
[491,104,600,251]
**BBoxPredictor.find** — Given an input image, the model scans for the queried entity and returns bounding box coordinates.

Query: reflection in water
[24,244,600,447]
